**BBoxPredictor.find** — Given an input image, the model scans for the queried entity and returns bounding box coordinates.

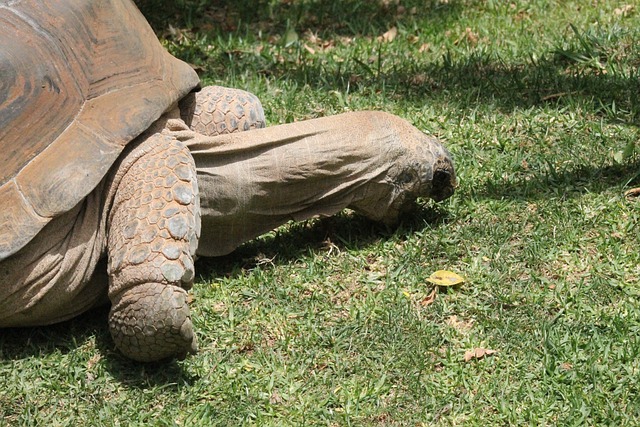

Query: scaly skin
[107,133,200,362]
[180,86,266,136]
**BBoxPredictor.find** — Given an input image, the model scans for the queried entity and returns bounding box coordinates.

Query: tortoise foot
[109,283,197,362]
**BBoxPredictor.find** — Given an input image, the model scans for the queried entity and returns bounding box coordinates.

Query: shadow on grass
[399,54,640,122]
[219,48,639,124]
[143,1,639,123]
[0,305,196,386]
[196,201,451,279]
[476,159,640,201]
[138,0,462,37]
[0,307,109,360]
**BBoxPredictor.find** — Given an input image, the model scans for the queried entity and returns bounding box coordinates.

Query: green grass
[2,0,640,425]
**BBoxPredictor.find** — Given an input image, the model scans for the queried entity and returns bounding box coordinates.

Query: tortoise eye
[397,171,415,185]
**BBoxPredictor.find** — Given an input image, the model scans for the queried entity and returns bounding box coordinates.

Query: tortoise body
[0,0,456,362]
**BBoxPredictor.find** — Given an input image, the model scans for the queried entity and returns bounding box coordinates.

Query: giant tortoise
[0,0,456,361]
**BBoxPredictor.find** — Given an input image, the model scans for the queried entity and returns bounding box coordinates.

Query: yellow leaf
[426,270,465,287]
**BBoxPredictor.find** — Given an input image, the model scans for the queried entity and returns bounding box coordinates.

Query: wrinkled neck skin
[184,111,455,257]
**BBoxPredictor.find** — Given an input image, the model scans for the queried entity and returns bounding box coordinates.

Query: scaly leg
[179,85,266,136]
[106,132,200,362]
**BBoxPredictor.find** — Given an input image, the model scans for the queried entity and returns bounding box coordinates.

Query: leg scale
[107,134,200,362]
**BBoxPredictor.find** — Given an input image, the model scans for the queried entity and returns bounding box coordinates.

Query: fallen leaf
[379,27,398,42]
[410,73,429,85]
[625,187,640,198]
[270,390,283,404]
[464,348,497,362]
[614,5,634,16]
[418,43,431,53]
[86,354,102,370]
[420,289,437,306]
[446,315,474,332]
[427,270,465,287]
[454,27,479,46]
[188,63,206,74]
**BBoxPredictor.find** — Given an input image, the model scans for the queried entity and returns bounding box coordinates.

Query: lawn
[2,0,640,425]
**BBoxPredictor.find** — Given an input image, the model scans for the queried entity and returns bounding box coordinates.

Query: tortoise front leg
[107,133,200,362]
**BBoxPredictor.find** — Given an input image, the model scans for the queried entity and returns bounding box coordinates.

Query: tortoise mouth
[430,169,456,202]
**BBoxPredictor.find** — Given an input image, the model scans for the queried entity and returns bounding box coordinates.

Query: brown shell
[0,0,200,260]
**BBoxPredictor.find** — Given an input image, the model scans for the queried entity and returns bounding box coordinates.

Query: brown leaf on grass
[446,315,474,333]
[614,5,634,16]
[306,30,320,44]
[269,390,283,404]
[420,289,437,306]
[188,63,206,74]
[410,73,430,85]
[463,348,497,362]
[86,354,101,370]
[454,28,479,46]
[378,27,398,42]
[624,187,640,199]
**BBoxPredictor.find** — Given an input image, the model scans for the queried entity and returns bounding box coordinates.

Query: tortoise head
[417,138,457,203]
[389,120,457,200]
[346,112,456,225]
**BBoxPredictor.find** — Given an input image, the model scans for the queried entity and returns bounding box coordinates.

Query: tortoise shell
[0,0,199,260]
